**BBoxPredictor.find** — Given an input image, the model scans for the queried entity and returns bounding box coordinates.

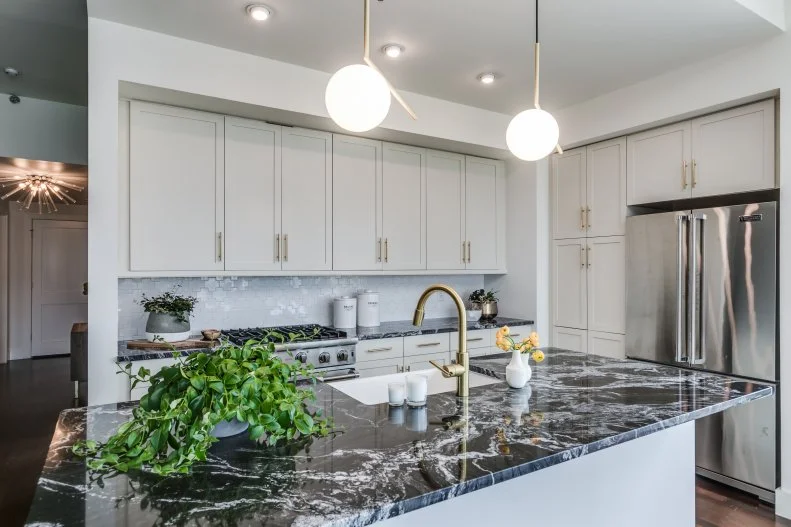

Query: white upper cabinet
[129,102,225,272]
[465,156,504,271]
[281,128,333,271]
[382,143,426,271]
[690,100,775,197]
[426,150,466,271]
[586,236,626,334]
[552,238,587,330]
[332,135,382,271]
[552,147,587,239]
[586,138,626,237]
[627,121,692,205]
[224,117,281,271]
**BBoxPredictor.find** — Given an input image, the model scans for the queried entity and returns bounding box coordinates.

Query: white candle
[406,375,428,407]
[388,382,406,406]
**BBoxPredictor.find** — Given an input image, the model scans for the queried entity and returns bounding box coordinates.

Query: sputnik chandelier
[0,173,84,213]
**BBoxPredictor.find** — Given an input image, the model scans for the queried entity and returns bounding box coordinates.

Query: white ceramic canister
[333,296,357,328]
[357,290,380,327]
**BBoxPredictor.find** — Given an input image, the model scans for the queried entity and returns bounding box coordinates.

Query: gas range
[221,324,359,382]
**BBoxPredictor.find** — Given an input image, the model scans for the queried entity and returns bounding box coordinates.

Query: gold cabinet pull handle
[367,346,393,353]
[682,161,688,190]
[587,245,591,268]
[462,241,467,263]
[467,241,471,263]
[691,159,697,188]
[581,246,585,268]
[384,238,389,263]
[586,207,591,230]
[466,337,484,342]
[217,232,223,262]
[275,234,280,262]
[284,234,288,262]
[417,342,442,348]
[377,238,382,262]
[580,207,585,230]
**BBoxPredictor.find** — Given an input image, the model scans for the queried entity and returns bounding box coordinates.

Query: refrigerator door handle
[690,212,707,365]
[675,213,688,363]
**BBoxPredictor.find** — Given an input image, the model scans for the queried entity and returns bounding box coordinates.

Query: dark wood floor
[0,356,788,527]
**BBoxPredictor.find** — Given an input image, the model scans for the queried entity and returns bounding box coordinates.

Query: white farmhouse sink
[330,368,501,405]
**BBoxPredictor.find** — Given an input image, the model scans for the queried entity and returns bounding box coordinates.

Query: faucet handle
[429,360,466,379]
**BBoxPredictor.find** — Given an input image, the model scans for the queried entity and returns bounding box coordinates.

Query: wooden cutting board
[126,339,218,350]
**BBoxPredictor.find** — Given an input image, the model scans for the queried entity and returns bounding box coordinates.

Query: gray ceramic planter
[145,312,191,342]
[210,419,250,438]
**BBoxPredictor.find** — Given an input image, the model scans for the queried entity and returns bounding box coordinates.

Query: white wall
[88,18,514,405]
[546,13,791,512]
[0,93,87,165]
[8,205,88,360]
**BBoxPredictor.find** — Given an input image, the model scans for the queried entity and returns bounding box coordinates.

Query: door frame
[0,216,7,364]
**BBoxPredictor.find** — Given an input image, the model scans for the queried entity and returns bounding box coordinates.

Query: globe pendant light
[325,0,417,133]
[506,0,563,161]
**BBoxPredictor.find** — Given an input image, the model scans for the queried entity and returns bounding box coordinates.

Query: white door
[551,147,587,239]
[224,117,281,271]
[333,135,382,271]
[586,138,626,237]
[382,143,426,270]
[465,156,500,270]
[426,150,466,270]
[282,128,333,271]
[552,327,587,353]
[691,99,775,197]
[32,220,88,357]
[552,238,587,330]
[627,121,692,205]
[129,102,224,271]
[586,236,626,334]
[588,331,626,360]
[404,351,451,372]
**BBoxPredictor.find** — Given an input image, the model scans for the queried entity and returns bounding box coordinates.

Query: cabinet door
[130,102,224,271]
[404,351,451,372]
[586,236,626,334]
[282,128,333,271]
[224,117,281,271]
[588,331,625,360]
[382,143,426,270]
[332,135,382,271]
[357,358,403,378]
[691,99,775,197]
[551,147,587,239]
[426,150,466,270]
[586,138,626,237]
[552,238,587,330]
[465,156,502,270]
[627,122,691,205]
[552,327,587,353]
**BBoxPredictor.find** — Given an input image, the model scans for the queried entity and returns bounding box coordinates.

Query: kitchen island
[26,349,772,526]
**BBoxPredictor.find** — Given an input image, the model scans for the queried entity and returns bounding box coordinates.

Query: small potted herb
[469,289,499,319]
[138,289,198,342]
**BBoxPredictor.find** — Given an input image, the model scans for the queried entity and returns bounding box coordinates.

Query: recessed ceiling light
[382,44,404,59]
[478,73,496,85]
[4,67,20,77]
[246,4,272,21]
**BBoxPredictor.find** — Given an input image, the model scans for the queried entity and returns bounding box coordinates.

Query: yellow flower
[531,350,545,363]
[496,326,510,340]
[528,332,540,348]
[496,337,511,351]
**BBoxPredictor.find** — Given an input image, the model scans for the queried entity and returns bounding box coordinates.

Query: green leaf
[189,375,206,391]
[294,414,313,435]
[188,394,205,415]
[249,424,266,440]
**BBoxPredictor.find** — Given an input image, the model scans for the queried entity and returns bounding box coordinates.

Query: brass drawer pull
[417,342,442,348]
[691,159,698,188]
[275,234,280,262]
[580,207,585,230]
[284,234,289,262]
[682,161,688,190]
[466,337,484,342]
[586,207,591,229]
[367,346,393,353]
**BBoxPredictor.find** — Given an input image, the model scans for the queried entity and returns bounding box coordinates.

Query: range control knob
[337,350,349,362]
[295,352,308,364]
[318,352,331,364]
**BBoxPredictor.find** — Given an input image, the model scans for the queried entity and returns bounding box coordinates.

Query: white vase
[505,349,532,389]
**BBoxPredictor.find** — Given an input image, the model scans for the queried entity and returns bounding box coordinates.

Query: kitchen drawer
[468,347,500,358]
[404,351,451,372]
[356,357,403,378]
[126,357,180,401]
[450,328,493,350]
[404,333,450,357]
[505,325,534,340]
[356,337,404,363]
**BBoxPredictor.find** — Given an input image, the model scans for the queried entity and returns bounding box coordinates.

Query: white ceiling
[89,0,783,114]
[0,0,87,105]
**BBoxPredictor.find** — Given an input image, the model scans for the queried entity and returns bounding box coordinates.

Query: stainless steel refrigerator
[626,201,777,501]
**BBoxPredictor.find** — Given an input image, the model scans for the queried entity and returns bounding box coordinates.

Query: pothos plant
[137,288,198,324]
[469,289,499,305]
[72,339,332,475]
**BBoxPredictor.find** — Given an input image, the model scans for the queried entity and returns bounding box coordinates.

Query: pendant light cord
[535,0,539,45]
[533,0,540,109]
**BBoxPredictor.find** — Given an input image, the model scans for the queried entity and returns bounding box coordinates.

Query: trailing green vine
[72,340,332,475]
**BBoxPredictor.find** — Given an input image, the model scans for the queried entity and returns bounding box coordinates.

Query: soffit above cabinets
[90,0,782,114]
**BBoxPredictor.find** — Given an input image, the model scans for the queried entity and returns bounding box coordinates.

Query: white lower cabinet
[405,352,451,372]
[587,331,626,360]
[450,329,493,355]
[552,327,587,354]
[357,358,403,379]
[404,333,450,357]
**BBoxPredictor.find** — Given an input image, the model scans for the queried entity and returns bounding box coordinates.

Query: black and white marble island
[26,349,772,527]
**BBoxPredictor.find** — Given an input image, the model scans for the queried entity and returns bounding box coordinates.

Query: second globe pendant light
[325,0,417,133]
[506,0,562,161]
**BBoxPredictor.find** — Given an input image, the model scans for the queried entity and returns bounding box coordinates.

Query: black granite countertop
[30,349,772,526]
[117,317,534,362]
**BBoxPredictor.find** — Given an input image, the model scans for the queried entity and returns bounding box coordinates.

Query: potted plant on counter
[72,339,332,475]
[138,289,198,342]
[469,289,499,319]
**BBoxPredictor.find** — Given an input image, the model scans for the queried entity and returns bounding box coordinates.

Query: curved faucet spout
[413,284,469,397]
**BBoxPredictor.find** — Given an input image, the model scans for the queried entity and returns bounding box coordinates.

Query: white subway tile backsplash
[118,275,484,340]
